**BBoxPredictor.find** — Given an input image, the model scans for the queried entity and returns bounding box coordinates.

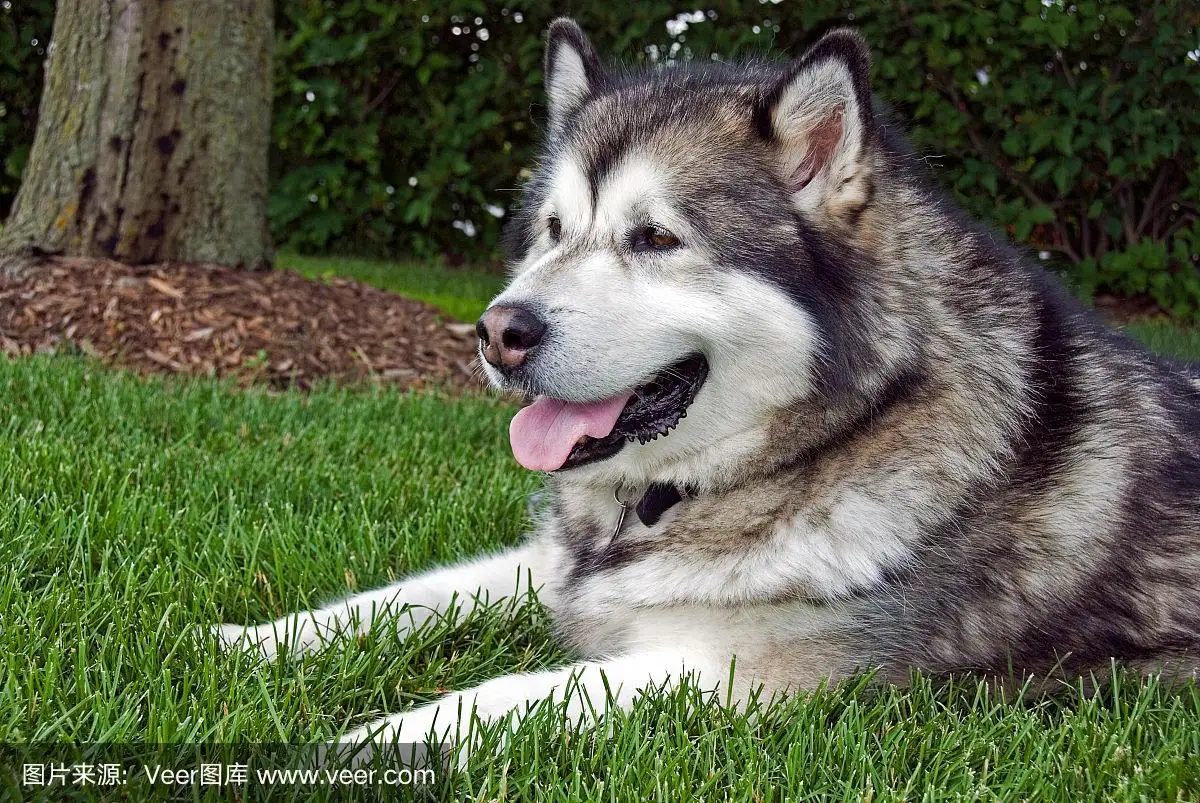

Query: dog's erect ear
[544,18,603,130]
[756,29,875,216]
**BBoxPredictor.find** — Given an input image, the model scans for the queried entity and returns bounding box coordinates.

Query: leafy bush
[3,2,1198,314]
[0,0,53,220]
[878,2,1200,317]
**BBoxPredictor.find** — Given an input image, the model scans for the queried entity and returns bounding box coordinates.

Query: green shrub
[2,2,1198,315]
[0,0,53,219]
[876,1,1200,318]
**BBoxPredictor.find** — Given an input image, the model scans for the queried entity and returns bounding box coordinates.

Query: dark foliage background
[0,0,52,222]
[3,2,1198,313]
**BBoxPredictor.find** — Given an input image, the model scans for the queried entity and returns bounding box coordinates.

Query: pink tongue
[509,392,635,471]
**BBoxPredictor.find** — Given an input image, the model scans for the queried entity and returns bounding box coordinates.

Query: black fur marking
[561,483,692,584]
[635,483,683,527]
[586,135,627,206]
[568,534,653,584]
[729,216,884,402]
[560,496,649,584]
[1006,271,1089,492]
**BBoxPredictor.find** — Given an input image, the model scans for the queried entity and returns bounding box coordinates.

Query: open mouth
[508,354,709,472]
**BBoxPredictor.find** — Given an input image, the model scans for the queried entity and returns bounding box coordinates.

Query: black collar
[634,482,690,526]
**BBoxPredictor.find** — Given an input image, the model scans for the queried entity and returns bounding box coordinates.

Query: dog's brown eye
[547,215,562,243]
[633,225,680,253]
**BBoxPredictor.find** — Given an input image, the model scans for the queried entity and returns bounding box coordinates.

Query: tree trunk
[0,0,274,270]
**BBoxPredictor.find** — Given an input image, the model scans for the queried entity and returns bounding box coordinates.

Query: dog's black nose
[478,305,547,370]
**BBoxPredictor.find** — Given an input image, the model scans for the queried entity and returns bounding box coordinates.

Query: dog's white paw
[332,707,463,770]
[206,617,320,660]
[208,622,280,659]
[342,710,435,745]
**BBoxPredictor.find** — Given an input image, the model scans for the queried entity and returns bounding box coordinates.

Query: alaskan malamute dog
[216,19,1200,750]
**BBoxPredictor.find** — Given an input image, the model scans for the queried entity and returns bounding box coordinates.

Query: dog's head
[479,18,889,488]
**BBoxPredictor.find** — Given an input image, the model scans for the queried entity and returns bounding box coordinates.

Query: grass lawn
[281,253,505,324]
[2,257,1198,800]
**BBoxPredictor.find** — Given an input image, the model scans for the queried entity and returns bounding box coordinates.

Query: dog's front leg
[213,539,555,659]
[336,649,724,763]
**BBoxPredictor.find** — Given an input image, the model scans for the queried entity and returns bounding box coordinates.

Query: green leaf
[1046,22,1069,48]
[1029,128,1054,155]
[1028,205,1057,224]
[1030,160,1056,181]
[3,143,28,179]
[1001,131,1024,156]
[1054,125,1074,156]
[1053,163,1072,194]
[1019,16,1044,34]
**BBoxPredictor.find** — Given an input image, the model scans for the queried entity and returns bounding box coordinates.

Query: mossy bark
[0,0,274,270]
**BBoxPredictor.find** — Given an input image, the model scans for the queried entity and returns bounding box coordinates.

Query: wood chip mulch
[0,256,486,391]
